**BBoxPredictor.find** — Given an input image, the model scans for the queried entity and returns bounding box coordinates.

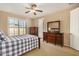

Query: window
[8,17,27,36]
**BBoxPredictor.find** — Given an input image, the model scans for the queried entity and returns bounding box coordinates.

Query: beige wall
[30,19,38,27]
[0,11,31,35]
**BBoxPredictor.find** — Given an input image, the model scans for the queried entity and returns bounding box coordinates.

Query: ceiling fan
[25,4,43,15]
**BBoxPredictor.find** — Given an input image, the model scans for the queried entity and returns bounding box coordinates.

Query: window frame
[8,17,27,36]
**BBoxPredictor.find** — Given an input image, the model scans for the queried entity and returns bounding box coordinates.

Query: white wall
[38,18,44,40]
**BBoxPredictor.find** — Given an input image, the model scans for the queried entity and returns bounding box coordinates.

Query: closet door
[70,7,79,50]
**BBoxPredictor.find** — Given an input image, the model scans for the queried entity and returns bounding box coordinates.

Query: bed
[0,34,40,56]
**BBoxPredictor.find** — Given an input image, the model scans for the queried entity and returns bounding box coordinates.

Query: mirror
[47,21,60,33]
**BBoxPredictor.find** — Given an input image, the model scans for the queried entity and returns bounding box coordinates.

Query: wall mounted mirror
[47,21,60,33]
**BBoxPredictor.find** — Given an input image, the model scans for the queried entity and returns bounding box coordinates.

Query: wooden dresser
[43,32,64,46]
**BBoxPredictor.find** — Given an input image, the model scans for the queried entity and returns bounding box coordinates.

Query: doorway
[38,18,44,41]
[70,7,79,51]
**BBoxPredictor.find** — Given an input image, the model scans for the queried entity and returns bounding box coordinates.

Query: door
[70,7,79,50]
[38,18,44,41]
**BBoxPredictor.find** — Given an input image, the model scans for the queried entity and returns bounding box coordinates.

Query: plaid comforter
[0,35,39,56]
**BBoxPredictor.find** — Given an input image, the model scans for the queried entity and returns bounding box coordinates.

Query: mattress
[0,35,39,56]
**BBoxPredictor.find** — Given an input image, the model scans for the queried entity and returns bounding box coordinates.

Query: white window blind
[8,17,27,36]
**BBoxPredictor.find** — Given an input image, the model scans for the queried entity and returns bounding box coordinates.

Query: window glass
[14,27,18,35]
[8,28,15,36]
[14,18,18,28]
[24,21,26,27]
[8,18,15,27]
[19,20,24,27]
[19,28,24,35]
[24,28,26,34]
[8,17,27,36]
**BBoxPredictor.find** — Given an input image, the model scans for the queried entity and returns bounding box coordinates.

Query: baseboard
[64,45,79,52]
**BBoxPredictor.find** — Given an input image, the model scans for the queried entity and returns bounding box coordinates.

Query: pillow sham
[0,30,6,41]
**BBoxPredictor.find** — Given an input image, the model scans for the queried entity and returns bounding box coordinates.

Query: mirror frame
[47,21,60,33]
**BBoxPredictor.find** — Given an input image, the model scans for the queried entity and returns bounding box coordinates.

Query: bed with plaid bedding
[0,35,39,56]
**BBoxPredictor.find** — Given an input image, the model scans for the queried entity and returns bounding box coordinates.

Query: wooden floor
[23,41,79,56]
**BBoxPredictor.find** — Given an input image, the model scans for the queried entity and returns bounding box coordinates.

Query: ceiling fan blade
[25,7,30,9]
[35,10,43,12]
[34,12,36,15]
[25,11,30,13]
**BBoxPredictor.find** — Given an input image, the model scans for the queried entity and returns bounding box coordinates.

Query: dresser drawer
[47,36,55,43]
[43,32,64,46]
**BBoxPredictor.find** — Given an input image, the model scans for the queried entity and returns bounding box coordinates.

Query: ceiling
[0,3,78,18]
